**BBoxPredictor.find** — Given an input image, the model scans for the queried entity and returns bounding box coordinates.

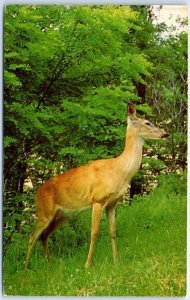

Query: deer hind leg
[40,210,68,259]
[25,218,52,269]
[85,202,104,268]
[106,205,118,264]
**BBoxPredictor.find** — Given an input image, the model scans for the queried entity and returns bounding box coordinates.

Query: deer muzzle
[161,132,169,139]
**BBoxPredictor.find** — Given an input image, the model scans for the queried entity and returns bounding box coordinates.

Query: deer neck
[116,128,144,180]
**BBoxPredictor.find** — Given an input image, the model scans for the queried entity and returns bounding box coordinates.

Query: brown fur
[25,103,168,268]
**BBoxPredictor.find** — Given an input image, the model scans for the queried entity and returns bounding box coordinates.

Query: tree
[4,5,153,194]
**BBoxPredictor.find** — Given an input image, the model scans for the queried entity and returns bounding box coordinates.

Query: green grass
[3,174,187,296]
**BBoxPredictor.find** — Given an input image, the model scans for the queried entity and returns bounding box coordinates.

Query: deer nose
[161,132,169,138]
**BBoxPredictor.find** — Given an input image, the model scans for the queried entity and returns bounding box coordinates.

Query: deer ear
[128,103,136,120]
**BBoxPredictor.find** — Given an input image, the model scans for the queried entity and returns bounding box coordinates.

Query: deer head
[128,103,169,140]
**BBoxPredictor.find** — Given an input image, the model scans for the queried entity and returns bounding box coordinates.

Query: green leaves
[4,70,22,88]
[4,4,187,196]
[4,136,17,148]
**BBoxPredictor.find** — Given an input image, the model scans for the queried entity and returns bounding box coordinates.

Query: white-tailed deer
[25,103,169,268]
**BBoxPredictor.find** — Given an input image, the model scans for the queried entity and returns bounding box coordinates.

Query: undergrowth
[3,172,187,296]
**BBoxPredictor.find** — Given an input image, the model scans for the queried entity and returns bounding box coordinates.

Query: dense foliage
[4,5,187,194]
[3,5,187,295]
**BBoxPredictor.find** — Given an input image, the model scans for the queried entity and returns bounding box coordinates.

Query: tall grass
[3,173,187,296]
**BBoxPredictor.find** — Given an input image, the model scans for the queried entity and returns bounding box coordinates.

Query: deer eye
[145,121,151,126]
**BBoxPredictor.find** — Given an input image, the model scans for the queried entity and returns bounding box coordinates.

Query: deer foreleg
[106,205,118,264]
[85,202,103,268]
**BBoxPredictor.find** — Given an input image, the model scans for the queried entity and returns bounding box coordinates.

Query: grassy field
[3,173,187,296]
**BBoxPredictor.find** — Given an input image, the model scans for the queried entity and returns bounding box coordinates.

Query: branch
[3,230,15,256]
[3,146,39,192]
[36,49,87,110]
